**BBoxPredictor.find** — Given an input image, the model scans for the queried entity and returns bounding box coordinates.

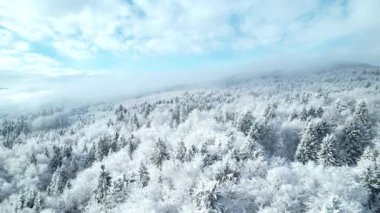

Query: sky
[0,0,380,112]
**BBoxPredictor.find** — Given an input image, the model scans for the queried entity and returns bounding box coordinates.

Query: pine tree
[307,107,317,118]
[353,100,372,144]
[215,163,239,184]
[111,175,128,204]
[96,165,112,205]
[96,135,110,161]
[360,151,380,211]
[363,166,380,205]
[238,111,255,136]
[240,139,264,161]
[327,197,343,213]
[48,145,62,173]
[342,118,366,165]
[33,191,43,212]
[289,110,298,121]
[295,120,330,164]
[16,190,26,211]
[175,141,187,163]
[85,144,96,167]
[193,182,222,212]
[299,107,308,121]
[127,134,139,160]
[318,134,342,166]
[139,163,150,188]
[200,143,208,155]
[29,153,37,165]
[151,138,170,170]
[316,107,324,118]
[16,188,38,210]
[185,145,198,162]
[47,168,68,196]
[131,113,140,129]
[264,103,277,120]
[62,145,73,159]
[170,106,181,127]
[226,130,236,152]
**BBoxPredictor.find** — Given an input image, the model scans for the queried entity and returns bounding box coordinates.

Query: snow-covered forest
[0,64,380,212]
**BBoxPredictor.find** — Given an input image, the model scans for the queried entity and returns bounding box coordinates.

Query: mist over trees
[0,65,380,212]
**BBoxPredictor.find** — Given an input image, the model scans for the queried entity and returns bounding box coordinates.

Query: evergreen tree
[170,106,181,127]
[175,141,187,163]
[33,191,43,212]
[131,113,140,129]
[360,150,380,211]
[340,101,373,166]
[111,175,128,204]
[316,107,324,118]
[289,110,298,121]
[47,145,62,173]
[327,198,343,213]
[226,130,236,152]
[29,153,37,165]
[240,139,264,161]
[96,135,110,161]
[342,117,367,165]
[215,163,239,184]
[193,182,222,212]
[238,111,255,136]
[47,167,68,196]
[63,145,73,159]
[353,100,372,143]
[127,134,139,160]
[185,145,198,162]
[96,165,112,205]
[139,163,150,188]
[295,119,330,164]
[307,107,317,118]
[200,143,208,155]
[263,104,276,120]
[299,107,308,121]
[202,153,219,168]
[151,138,170,170]
[318,134,342,166]
[85,144,96,167]
[16,188,38,210]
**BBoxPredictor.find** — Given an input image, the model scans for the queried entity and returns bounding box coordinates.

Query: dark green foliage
[318,134,342,166]
[48,145,63,173]
[238,111,255,136]
[139,163,150,188]
[360,149,380,211]
[127,134,140,160]
[185,145,198,162]
[111,175,128,204]
[16,188,41,211]
[47,168,68,196]
[96,135,111,161]
[96,165,112,205]
[0,117,29,149]
[215,163,239,184]
[151,138,170,170]
[85,144,96,167]
[342,101,373,165]
[175,141,187,162]
[295,119,331,164]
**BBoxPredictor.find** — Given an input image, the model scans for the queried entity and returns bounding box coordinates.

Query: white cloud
[1,0,378,59]
[52,39,96,60]
[0,0,378,85]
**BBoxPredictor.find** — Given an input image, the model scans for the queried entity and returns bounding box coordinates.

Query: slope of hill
[0,65,380,212]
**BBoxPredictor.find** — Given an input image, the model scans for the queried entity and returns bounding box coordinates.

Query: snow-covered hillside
[1,65,380,212]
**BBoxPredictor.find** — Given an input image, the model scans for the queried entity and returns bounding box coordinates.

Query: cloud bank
[0,0,379,112]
